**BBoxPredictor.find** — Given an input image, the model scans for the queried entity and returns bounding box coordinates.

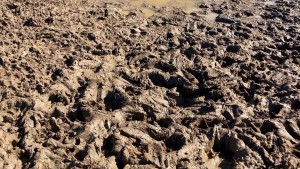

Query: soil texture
[0,0,300,168]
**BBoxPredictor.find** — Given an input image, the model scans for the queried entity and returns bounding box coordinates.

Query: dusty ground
[0,0,300,168]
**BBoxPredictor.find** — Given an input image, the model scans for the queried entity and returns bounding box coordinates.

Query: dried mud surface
[0,0,300,168]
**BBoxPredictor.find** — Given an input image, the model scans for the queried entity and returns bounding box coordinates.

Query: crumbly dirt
[0,0,300,168]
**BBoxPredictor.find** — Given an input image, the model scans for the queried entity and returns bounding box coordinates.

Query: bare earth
[0,0,300,168]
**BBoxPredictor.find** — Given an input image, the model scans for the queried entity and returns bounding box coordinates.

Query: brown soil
[0,0,300,168]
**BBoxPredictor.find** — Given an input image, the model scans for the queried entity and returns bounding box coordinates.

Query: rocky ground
[0,0,300,168]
